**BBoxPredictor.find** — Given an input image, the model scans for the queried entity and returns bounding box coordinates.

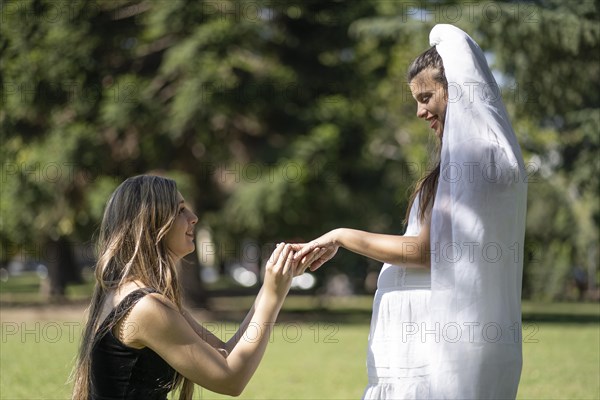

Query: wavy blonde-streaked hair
[71,175,194,399]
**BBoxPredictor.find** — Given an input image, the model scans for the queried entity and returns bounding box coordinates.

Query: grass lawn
[198,322,369,399]
[0,318,368,399]
[0,278,598,399]
[518,323,599,400]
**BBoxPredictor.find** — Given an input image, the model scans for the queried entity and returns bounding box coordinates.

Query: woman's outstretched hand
[290,230,341,274]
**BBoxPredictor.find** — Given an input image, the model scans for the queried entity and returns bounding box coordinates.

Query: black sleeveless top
[90,288,176,400]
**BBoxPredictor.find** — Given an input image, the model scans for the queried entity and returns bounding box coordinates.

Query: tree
[2,0,596,302]
[346,0,599,299]
[474,0,599,299]
[1,0,391,299]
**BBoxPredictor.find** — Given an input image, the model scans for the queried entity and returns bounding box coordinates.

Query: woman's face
[164,192,198,260]
[410,68,448,138]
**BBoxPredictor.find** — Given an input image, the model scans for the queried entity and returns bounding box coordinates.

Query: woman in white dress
[293,24,527,400]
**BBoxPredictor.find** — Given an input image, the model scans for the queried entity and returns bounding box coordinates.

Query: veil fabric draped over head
[428,24,528,399]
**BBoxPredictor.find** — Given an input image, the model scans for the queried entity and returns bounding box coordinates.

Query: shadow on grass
[207,293,600,325]
[204,291,374,324]
[522,312,600,324]
[2,279,598,326]
[210,308,600,325]
[208,312,373,325]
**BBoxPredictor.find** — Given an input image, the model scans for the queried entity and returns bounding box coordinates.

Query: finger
[282,249,295,275]
[293,242,319,260]
[291,256,304,276]
[275,244,292,271]
[268,242,285,266]
[297,263,311,275]
[304,247,327,269]
[288,243,304,252]
[317,247,329,261]
[309,260,324,272]
[309,253,330,272]
[300,260,312,275]
[289,243,309,258]
[297,248,318,270]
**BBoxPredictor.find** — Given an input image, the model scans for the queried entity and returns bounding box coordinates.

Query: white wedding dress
[363,197,432,399]
[428,25,527,399]
[363,24,527,400]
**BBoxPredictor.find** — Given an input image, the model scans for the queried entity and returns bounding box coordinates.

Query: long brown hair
[71,175,194,399]
[404,46,447,224]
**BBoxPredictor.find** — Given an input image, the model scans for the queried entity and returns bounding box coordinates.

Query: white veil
[428,24,528,399]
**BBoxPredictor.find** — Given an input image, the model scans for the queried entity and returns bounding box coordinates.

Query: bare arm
[181,309,225,350]
[125,244,294,396]
[334,226,430,267]
[292,217,431,271]
[181,287,264,355]
[223,287,263,353]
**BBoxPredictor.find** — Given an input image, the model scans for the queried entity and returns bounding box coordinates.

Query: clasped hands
[262,230,341,299]
[267,230,340,278]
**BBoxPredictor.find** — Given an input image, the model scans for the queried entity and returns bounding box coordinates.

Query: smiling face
[410,68,448,139]
[164,192,198,260]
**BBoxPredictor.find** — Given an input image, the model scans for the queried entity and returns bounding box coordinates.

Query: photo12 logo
[396,321,539,344]
[2,321,81,344]
[200,321,340,344]
[398,2,539,24]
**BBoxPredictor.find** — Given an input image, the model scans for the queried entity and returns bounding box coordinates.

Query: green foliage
[474,0,600,299]
[348,0,600,299]
[1,0,597,298]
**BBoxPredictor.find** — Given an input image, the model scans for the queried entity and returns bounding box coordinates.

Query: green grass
[0,273,44,304]
[0,322,81,399]
[0,272,95,304]
[518,323,599,399]
[197,322,369,399]
[1,275,599,399]
[1,299,599,399]
[0,319,368,399]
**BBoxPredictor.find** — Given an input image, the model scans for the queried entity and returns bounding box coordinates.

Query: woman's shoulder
[127,289,184,333]
[122,291,200,357]
[112,288,181,348]
[110,281,172,308]
[131,290,178,316]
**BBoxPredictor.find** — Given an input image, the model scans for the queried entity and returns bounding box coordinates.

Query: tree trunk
[41,236,83,301]
[178,251,209,309]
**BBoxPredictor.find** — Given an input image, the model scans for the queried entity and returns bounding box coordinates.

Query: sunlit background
[1,1,598,399]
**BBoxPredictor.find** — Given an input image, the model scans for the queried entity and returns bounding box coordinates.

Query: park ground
[1,293,599,399]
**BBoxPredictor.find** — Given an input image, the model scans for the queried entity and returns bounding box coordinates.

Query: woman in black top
[89,287,175,399]
[72,175,310,399]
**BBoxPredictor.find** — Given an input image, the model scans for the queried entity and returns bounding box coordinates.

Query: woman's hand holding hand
[263,243,295,301]
[290,229,342,274]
